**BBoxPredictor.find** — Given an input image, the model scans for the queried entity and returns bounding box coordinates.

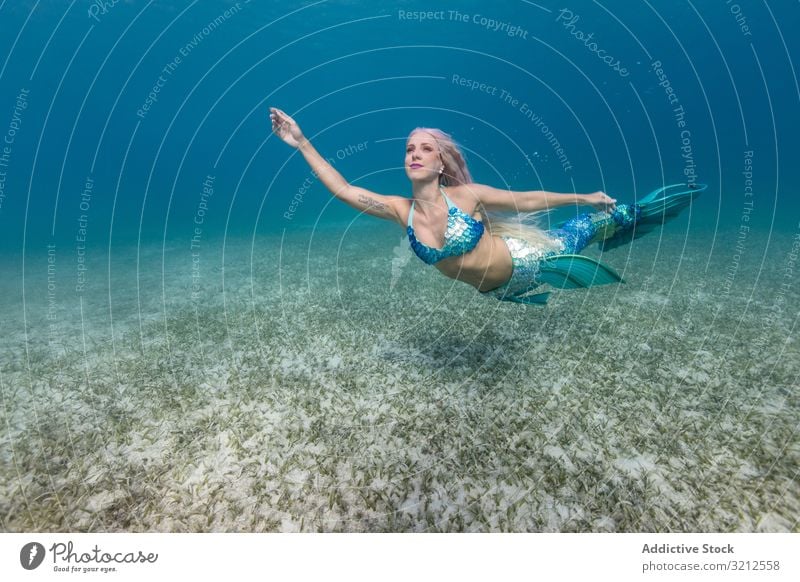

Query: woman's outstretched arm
[270,107,406,224]
[462,183,617,213]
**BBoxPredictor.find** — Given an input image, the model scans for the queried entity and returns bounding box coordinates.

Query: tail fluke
[638,182,706,220]
[537,254,624,289]
[601,182,706,250]
[507,291,551,305]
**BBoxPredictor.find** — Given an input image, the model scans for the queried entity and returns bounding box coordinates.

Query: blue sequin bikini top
[407,187,485,265]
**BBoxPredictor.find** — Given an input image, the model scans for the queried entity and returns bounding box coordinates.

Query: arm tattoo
[357,193,387,211]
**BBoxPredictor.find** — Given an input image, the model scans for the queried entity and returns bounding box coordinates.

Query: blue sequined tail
[549,183,706,253]
[548,204,639,255]
[600,183,706,250]
[481,183,705,306]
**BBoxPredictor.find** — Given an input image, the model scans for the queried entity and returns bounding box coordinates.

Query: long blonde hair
[410,127,558,250]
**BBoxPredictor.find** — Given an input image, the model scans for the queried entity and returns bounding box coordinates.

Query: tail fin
[507,291,551,305]
[496,256,622,306]
[537,254,624,289]
[601,182,706,250]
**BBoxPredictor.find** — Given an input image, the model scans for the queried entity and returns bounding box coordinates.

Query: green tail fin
[507,291,551,305]
[638,182,706,220]
[537,254,624,289]
[602,182,706,250]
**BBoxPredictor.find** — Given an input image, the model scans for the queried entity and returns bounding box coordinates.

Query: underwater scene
[0,1,797,532]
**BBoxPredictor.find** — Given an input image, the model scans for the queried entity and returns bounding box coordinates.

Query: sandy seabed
[1,223,798,532]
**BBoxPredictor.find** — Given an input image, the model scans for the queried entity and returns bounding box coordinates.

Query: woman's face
[405,132,441,182]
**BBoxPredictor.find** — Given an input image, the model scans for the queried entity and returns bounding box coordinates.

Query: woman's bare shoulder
[446,183,492,208]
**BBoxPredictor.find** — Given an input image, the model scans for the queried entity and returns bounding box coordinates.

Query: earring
[439,167,444,174]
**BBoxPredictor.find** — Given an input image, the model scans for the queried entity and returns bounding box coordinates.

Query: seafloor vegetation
[1,228,797,532]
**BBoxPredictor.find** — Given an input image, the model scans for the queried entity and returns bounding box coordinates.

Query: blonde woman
[270,107,704,304]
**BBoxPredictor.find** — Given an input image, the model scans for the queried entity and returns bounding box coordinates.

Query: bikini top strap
[408,188,451,229]
[439,186,455,209]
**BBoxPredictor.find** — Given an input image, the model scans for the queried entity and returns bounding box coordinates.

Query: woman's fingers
[269,108,289,135]
[270,107,298,131]
[272,113,289,130]
[590,191,616,212]
[277,109,295,126]
[598,191,617,211]
[269,108,299,145]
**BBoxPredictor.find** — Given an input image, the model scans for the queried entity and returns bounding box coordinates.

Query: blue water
[1,1,799,534]
[0,0,797,248]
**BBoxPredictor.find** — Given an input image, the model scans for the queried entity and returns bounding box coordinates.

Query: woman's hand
[584,191,617,212]
[269,107,305,148]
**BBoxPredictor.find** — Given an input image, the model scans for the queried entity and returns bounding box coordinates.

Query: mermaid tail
[538,254,624,288]
[505,291,550,305]
[483,183,703,306]
[500,255,623,305]
[600,182,706,250]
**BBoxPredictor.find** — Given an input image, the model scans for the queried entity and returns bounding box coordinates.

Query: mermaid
[270,107,704,304]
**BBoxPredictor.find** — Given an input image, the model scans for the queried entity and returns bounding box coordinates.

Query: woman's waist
[432,236,513,289]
